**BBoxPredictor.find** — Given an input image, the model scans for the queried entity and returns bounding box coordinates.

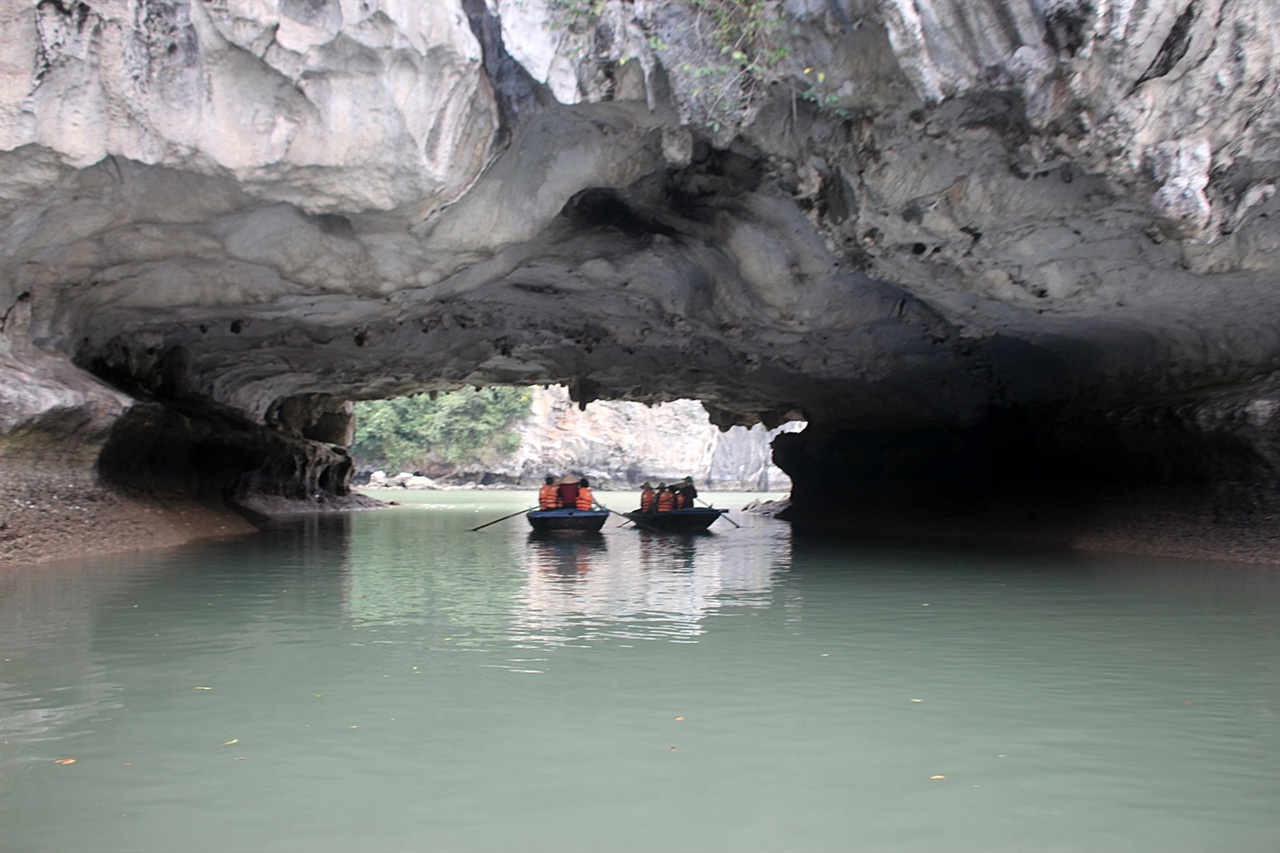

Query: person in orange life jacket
[678,476,698,509]
[575,478,595,510]
[655,483,676,512]
[639,482,655,513]
[538,475,560,510]
[557,473,580,509]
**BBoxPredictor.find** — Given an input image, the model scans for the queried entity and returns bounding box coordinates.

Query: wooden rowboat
[623,507,728,532]
[526,508,609,533]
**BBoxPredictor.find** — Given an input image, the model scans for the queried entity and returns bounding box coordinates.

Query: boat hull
[623,507,728,532]
[526,508,609,533]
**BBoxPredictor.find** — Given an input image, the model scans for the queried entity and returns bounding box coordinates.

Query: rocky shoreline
[3,476,1276,568]
[776,498,1280,566]
[0,468,256,569]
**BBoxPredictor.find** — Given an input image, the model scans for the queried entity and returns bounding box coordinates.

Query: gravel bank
[1,467,257,569]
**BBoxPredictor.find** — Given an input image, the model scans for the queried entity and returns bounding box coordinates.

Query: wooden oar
[470,506,537,532]
[613,514,653,530]
[598,503,663,534]
[698,497,741,528]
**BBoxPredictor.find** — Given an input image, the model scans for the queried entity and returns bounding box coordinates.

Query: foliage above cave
[550,0,800,135]
[351,387,533,474]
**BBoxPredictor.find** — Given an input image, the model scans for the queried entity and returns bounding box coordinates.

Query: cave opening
[346,384,804,495]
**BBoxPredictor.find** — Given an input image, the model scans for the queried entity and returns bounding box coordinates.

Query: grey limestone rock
[1,0,1277,535]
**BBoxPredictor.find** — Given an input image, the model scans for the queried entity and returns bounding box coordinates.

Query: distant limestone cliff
[495,386,800,490]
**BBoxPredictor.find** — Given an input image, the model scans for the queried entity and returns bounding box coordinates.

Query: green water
[1,491,1277,852]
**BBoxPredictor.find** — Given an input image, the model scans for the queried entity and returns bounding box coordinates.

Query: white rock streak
[4,0,497,213]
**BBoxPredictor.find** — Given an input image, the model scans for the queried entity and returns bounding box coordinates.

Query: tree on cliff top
[351,387,533,474]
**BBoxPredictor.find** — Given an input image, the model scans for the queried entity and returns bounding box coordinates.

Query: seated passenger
[576,478,595,511]
[655,483,675,512]
[539,475,560,510]
[639,482,655,513]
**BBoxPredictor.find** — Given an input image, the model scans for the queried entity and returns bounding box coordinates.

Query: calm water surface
[2,491,1277,852]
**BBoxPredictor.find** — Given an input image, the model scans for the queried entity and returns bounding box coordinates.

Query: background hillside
[353,386,800,491]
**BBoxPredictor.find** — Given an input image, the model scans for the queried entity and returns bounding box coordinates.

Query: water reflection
[343,508,522,630]
[335,500,793,648]
[525,532,607,579]
[2,495,1277,853]
[511,526,789,648]
[0,670,121,753]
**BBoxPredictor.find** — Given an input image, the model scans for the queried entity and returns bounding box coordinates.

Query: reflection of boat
[526,532,606,576]
[623,507,728,532]
[526,508,610,533]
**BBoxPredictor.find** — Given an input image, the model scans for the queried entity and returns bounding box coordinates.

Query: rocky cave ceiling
[1,0,1278,480]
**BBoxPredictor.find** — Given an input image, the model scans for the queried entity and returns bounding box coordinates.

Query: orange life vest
[655,489,675,512]
[639,488,655,512]
[538,484,560,510]
[576,487,594,511]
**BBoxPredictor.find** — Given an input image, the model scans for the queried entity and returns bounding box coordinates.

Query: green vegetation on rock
[351,387,532,474]
[549,0,857,136]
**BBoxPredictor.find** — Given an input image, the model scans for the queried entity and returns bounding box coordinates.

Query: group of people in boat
[639,478,698,513]
[538,475,597,511]
[536,475,700,513]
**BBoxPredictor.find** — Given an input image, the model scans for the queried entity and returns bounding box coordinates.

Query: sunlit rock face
[1,0,1277,523]
[489,385,800,490]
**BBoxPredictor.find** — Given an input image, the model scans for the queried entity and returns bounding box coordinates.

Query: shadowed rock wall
[775,375,1280,518]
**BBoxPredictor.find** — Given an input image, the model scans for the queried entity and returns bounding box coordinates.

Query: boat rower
[557,473,580,509]
[678,476,698,509]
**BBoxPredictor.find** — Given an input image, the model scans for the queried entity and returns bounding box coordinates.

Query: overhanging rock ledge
[2,0,1277,561]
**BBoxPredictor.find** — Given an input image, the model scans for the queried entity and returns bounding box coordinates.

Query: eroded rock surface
[2,0,1277,558]
[490,385,799,490]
